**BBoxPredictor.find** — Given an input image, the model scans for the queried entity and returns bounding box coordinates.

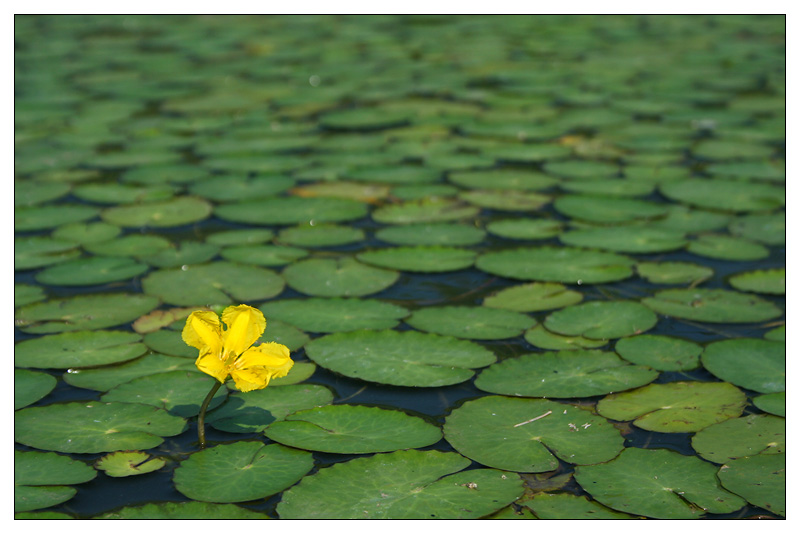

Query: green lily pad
[753,391,785,417]
[728,212,785,245]
[282,257,399,297]
[597,381,747,433]
[651,205,732,233]
[142,262,284,306]
[553,195,668,223]
[660,178,784,212]
[260,298,409,333]
[728,268,785,295]
[141,241,220,268]
[357,246,476,273]
[636,261,714,285]
[265,404,442,453]
[14,450,96,513]
[573,447,746,519]
[764,325,785,342]
[506,339,659,395]
[215,196,368,226]
[560,226,687,253]
[375,223,485,246]
[372,197,479,225]
[205,228,275,246]
[35,256,149,286]
[275,222,365,248]
[15,401,187,453]
[262,319,311,352]
[305,329,496,387]
[560,178,655,197]
[15,330,147,369]
[15,204,99,231]
[277,449,523,519]
[483,282,582,312]
[404,305,535,340]
[14,369,57,409]
[15,294,160,334]
[95,451,166,477]
[642,288,783,323]
[485,218,563,240]
[97,502,270,519]
[444,396,624,472]
[523,324,608,351]
[701,338,784,393]
[142,329,196,357]
[208,384,333,433]
[717,453,785,517]
[522,492,639,519]
[83,235,172,258]
[189,174,293,202]
[448,168,557,190]
[347,165,441,184]
[173,442,314,503]
[101,370,228,417]
[391,183,460,200]
[220,244,309,266]
[289,180,392,202]
[14,237,80,271]
[687,234,770,261]
[73,182,175,204]
[15,284,46,308]
[692,139,775,160]
[706,160,785,182]
[614,335,702,371]
[15,180,71,206]
[459,189,550,211]
[544,159,620,180]
[320,108,411,131]
[476,247,634,284]
[51,221,121,244]
[101,196,212,227]
[63,352,196,392]
[691,414,785,463]
[544,300,657,340]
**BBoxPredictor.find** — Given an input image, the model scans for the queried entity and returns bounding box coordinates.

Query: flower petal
[221,305,266,357]
[195,350,229,383]
[230,342,293,392]
[182,310,223,355]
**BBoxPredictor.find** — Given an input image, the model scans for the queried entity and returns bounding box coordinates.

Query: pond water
[14,15,785,519]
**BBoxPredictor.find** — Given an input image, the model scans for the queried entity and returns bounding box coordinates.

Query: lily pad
[14,237,80,271]
[477,348,658,398]
[173,442,314,503]
[277,223,365,247]
[220,244,309,266]
[660,178,784,212]
[14,450,96,513]
[101,196,213,227]
[521,493,639,519]
[691,414,785,463]
[14,369,57,409]
[347,165,441,184]
[448,168,557,190]
[597,381,746,433]
[559,226,687,253]
[305,329,496,387]
[485,218,563,240]
[189,174,293,202]
[523,324,608,351]
[642,288,783,323]
[544,159,620,180]
[51,221,121,244]
[701,338,784,394]
[73,182,175,204]
[614,335,702,371]
[84,235,172,258]
[205,228,274,246]
[728,212,785,245]
[476,246,634,284]
[375,223,485,246]
[687,234,769,261]
[142,262,285,306]
[260,298,409,333]
[728,268,785,295]
[753,392,785,417]
[15,330,147,369]
[35,256,149,286]
[101,370,228,417]
[215,196,368,226]
[95,451,166,477]
[444,396,624,472]
[405,305,535,340]
[717,454,785,517]
[207,384,334,433]
[277,449,523,519]
[483,282,582,312]
[636,261,713,285]
[142,329,197,357]
[15,294,160,334]
[372,197,479,225]
[63,352,196,392]
[459,189,550,211]
[15,401,187,453]
[544,300,657,340]
[15,284,46,308]
[141,241,220,268]
[282,257,399,297]
[573,447,746,519]
[265,404,442,453]
[357,246,476,273]
[553,195,667,223]
[15,204,99,231]
[97,502,270,519]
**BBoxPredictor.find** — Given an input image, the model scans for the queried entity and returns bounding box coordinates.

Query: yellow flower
[181,304,293,392]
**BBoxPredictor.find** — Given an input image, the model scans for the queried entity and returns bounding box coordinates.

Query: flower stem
[197,380,222,448]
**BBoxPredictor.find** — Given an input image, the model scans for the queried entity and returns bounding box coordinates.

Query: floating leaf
[15,204,99,231]
[35,256,149,286]
[559,226,687,253]
[459,189,550,211]
[277,223,365,247]
[15,294,160,334]
[718,454,785,517]
[728,212,785,245]
[660,178,784,212]
[405,305,535,340]
[444,396,624,472]
[265,404,442,453]
[687,234,769,260]
[544,300,657,340]
[476,247,634,284]
[282,257,399,297]
[63,353,196,392]
[701,338,785,393]
[642,288,782,323]
[101,196,213,227]
[84,235,172,258]
[14,237,80,271]
[14,369,57,409]
[347,165,440,184]
[521,493,639,519]
[753,392,785,417]
[215,196,368,226]
[173,442,313,503]
[636,261,713,285]
[260,298,409,333]
[277,449,523,519]
[448,168,557,190]
[141,241,220,268]
[523,324,608,351]
[375,223,485,246]
[15,330,146,369]
[372,197,479,225]
[142,262,284,306]
[485,218,563,240]
[691,414,785,463]
[728,268,785,295]
[189,174,293,202]
[95,451,166,477]
[483,282,582,312]
[220,244,309,266]
[97,502,270,519]
[305,329,496,387]
[205,228,274,246]
[573,447,746,518]
[553,195,667,223]
[14,450,96,513]
[15,401,187,453]
[14,284,46,308]
[475,350,657,398]
[357,246,475,273]
[597,381,746,433]
[51,221,121,245]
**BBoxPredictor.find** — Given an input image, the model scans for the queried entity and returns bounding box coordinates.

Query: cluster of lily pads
[15,15,784,519]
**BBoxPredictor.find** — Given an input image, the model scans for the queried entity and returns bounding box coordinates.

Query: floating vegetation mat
[14,15,785,519]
